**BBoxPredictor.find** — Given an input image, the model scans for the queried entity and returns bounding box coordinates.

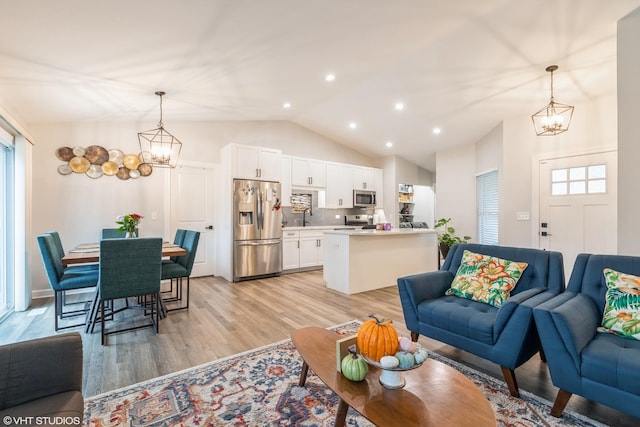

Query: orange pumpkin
[357,314,399,361]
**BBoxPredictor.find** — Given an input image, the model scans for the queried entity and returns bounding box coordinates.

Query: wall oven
[353,190,377,208]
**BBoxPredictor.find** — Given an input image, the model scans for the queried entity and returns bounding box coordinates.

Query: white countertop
[324,228,436,236]
[283,225,357,231]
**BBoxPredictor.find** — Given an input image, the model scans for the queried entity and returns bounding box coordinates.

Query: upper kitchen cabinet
[353,166,376,190]
[231,144,282,181]
[324,162,354,208]
[291,157,326,187]
[281,155,292,207]
[374,168,384,207]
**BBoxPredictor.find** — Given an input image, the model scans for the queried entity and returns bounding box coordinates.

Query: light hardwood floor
[1,271,637,426]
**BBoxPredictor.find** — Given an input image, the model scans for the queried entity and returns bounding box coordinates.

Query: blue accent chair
[98,237,162,345]
[161,230,200,311]
[533,253,640,419]
[37,234,99,331]
[398,243,565,397]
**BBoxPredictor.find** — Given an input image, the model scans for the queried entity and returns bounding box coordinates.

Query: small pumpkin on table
[342,314,428,387]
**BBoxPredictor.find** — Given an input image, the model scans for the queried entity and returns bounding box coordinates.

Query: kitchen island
[323,228,438,294]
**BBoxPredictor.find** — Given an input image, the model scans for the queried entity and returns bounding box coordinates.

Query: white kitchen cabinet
[353,166,376,190]
[282,229,323,270]
[299,231,324,268]
[281,155,292,207]
[282,230,300,270]
[232,144,282,181]
[325,162,353,208]
[291,157,327,187]
[374,168,384,207]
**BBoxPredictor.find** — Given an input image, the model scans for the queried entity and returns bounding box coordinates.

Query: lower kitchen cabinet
[282,229,324,271]
[299,233,323,268]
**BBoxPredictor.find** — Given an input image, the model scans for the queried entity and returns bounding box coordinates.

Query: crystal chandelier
[138,91,182,167]
[531,65,574,136]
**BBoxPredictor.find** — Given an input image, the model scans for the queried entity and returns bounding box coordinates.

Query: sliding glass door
[0,141,14,321]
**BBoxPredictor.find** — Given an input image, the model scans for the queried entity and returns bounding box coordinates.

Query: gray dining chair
[161,230,200,311]
[37,234,99,331]
[97,237,162,345]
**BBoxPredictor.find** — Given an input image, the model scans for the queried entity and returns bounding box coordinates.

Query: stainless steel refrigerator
[233,179,282,281]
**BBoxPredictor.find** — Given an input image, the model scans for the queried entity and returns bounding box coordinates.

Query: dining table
[61,241,187,265]
[61,240,188,333]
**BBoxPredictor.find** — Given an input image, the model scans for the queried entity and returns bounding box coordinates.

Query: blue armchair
[398,243,564,397]
[533,253,640,419]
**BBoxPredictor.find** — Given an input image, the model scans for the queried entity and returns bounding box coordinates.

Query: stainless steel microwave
[353,190,376,208]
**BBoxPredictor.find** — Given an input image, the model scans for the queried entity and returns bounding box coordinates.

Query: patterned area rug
[85,321,605,427]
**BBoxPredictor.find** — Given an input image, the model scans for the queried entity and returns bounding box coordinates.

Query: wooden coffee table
[291,326,496,427]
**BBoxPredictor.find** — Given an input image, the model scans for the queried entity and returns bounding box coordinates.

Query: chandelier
[138,91,182,167]
[531,65,574,136]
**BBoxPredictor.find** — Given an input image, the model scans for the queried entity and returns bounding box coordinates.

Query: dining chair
[98,237,162,345]
[161,229,188,297]
[37,234,99,331]
[101,228,137,239]
[161,230,200,311]
[45,230,98,273]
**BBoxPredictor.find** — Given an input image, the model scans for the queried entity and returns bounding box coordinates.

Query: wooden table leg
[335,399,349,427]
[298,360,309,386]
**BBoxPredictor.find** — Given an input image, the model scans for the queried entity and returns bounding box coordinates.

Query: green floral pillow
[599,268,640,340]
[445,250,528,308]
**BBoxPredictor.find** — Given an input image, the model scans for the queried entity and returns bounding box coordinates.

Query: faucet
[302,208,311,227]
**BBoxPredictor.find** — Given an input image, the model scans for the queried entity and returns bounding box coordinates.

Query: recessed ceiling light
[283,102,292,109]
[349,122,357,129]
[385,141,393,148]
[394,102,404,111]
[433,127,442,135]
[325,73,336,82]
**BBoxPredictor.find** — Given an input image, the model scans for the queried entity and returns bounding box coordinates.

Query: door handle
[205,225,214,230]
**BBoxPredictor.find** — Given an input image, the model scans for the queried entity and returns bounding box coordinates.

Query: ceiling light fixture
[394,102,404,111]
[325,73,336,82]
[432,127,441,135]
[138,91,182,168]
[349,122,357,129]
[283,102,292,109]
[531,65,574,136]
[385,141,393,148]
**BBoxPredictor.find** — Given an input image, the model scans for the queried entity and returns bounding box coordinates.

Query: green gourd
[395,351,415,369]
[341,351,369,381]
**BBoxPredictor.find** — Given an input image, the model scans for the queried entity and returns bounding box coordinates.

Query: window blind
[477,170,499,245]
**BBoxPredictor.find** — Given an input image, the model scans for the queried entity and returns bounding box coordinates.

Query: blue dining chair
[101,228,138,239]
[37,234,99,331]
[45,231,98,273]
[161,230,200,311]
[97,237,162,345]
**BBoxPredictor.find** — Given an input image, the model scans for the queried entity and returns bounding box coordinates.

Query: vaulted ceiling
[1,0,638,170]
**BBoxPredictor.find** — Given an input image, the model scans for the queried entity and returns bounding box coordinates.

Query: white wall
[617,8,640,255]
[435,144,476,240]
[436,93,618,250]
[29,120,378,296]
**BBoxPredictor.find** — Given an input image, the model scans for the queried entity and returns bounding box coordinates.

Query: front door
[538,151,617,278]
[170,163,216,277]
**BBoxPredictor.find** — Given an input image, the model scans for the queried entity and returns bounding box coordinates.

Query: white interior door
[170,163,216,277]
[538,151,617,278]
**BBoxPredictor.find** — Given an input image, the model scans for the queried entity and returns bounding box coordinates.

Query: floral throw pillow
[598,268,640,340]
[445,250,528,308]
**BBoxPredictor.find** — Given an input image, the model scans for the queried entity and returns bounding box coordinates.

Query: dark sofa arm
[0,332,83,410]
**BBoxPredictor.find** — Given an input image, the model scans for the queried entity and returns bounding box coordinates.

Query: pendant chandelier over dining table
[531,65,574,136]
[138,91,182,168]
